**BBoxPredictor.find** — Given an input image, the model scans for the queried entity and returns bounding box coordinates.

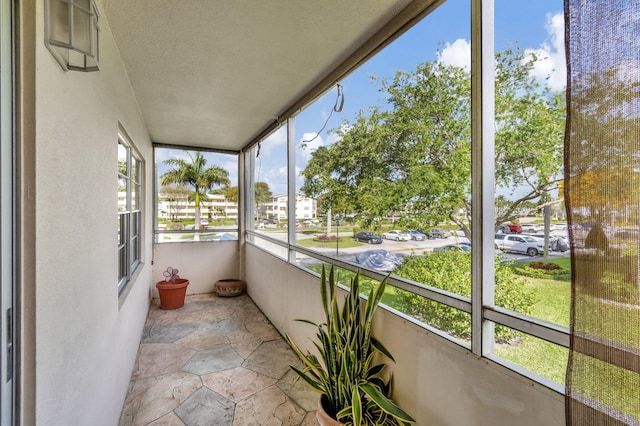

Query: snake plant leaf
[289,366,324,393]
[335,406,353,423]
[294,318,320,327]
[351,385,362,426]
[359,382,415,422]
[371,337,395,362]
[320,266,330,318]
[367,376,387,391]
[367,363,385,377]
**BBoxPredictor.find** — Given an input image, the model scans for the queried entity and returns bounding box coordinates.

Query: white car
[382,230,411,241]
[494,234,544,256]
[521,224,544,233]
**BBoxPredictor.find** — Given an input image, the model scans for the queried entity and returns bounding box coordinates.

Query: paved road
[256,228,570,266]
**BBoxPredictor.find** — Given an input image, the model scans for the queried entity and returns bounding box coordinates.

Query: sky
[159,0,566,198]
[254,0,566,197]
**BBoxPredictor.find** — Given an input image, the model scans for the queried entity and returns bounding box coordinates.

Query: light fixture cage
[45,0,100,71]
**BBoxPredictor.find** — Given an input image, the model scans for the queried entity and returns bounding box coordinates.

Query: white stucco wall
[244,244,565,426]
[152,241,240,295]
[33,2,153,425]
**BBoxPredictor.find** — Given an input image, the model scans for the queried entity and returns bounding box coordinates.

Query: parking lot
[288,228,570,266]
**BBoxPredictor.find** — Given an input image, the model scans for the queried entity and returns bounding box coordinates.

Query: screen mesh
[565,1,640,424]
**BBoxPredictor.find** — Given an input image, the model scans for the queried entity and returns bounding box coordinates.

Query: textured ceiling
[99,0,421,151]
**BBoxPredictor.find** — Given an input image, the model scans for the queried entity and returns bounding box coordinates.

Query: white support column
[244,147,256,240]
[471,0,496,356]
[287,118,296,263]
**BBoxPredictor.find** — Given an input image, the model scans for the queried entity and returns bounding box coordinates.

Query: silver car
[382,230,411,241]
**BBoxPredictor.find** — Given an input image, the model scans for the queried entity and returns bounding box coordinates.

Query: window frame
[152,144,240,243]
[242,0,569,395]
[118,130,143,293]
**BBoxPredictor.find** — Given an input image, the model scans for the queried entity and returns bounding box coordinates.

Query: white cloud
[298,132,327,164]
[259,166,288,196]
[437,38,471,69]
[263,165,306,199]
[258,125,287,156]
[435,13,566,92]
[298,122,347,164]
[300,132,324,150]
[524,12,566,91]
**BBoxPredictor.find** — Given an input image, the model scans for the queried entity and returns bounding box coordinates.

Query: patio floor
[119,293,317,425]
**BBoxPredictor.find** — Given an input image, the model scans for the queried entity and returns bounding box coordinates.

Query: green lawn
[294,236,363,249]
[495,259,571,384]
[494,282,569,385]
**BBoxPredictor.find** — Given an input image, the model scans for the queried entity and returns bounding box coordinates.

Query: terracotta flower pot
[214,279,244,297]
[316,396,343,426]
[156,278,189,309]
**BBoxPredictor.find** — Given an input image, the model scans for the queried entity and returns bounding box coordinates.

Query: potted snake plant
[285,265,414,425]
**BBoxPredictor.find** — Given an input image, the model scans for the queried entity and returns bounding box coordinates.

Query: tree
[159,184,190,222]
[254,182,272,219]
[492,48,565,226]
[160,152,230,237]
[565,68,640,224]
[223,186,238,203]
[301,47,565,238]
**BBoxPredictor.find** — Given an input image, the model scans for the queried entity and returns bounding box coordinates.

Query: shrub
[529,262,561,270]
[315,234,337,241]
[515,263,571,280]
[394,251,537,342]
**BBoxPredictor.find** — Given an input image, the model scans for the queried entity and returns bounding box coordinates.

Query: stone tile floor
[119,293,318,425]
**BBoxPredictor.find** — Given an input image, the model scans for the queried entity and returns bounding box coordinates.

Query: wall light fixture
[45,0,100,71]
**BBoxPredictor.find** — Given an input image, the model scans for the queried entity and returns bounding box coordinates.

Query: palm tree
[161,152,230,238]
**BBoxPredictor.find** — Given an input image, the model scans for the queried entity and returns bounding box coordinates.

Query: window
[245,126,290,259]
[154,146,237,242]
[118,132,142,292]
[244,0,570,391]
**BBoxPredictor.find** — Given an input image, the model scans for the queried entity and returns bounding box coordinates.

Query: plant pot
[156,278,189,309]
[316,396,342,426]
[214,279,244,297]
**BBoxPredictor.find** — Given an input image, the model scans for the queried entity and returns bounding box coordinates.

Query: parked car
[200,219,209,226]
[520,223,543,233]
[550,236,569,252]
[428,228,452,239]
[355,249,404,272]
[551,223,567,231]
[354,231,383,244]
[494,233,544,256]
[434,243,471,252]
[499,224,522,234]
[382,230,411,241]
[530,234,569,252]
[407,229,427,241]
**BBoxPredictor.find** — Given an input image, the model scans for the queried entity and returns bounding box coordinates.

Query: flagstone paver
[119,293,316,425]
